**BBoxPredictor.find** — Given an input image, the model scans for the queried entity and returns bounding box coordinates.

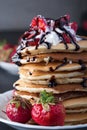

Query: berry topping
[70,22,78,32]
[6,96,32,123]
[31,90,65,126]
[62,33,71,43]
[31,15,47,31]
[64,14,70,22]
[27,38,39,46]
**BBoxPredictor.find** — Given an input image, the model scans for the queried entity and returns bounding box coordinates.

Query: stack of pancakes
[13,15,87,125]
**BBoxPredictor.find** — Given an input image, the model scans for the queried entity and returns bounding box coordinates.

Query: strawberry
[27,39,39,46]
[31,16,47,31]
[70,22,78,32]
[31,90,65,126]
[62,33,71,43]
[64,14,70,22]
[6,96,32,123]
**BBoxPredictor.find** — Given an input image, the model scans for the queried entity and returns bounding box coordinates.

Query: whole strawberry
[6,96,32,123]
[31,90,65,126]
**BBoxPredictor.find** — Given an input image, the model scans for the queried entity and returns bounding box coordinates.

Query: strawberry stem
[39,90,54,104]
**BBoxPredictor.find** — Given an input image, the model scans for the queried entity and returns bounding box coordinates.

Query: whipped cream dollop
[44,31,62,45]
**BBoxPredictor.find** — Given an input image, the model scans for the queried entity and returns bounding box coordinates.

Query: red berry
[27,38,39,46]
[31,16,47,31]
[62,33,71,43]
[32,103,65,126]
[6,97,32,123]
[31,90,65,126]
[64,14,70,22]
[70,22,78,32]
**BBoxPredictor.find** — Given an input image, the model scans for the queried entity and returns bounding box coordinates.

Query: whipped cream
[44,31,62,45]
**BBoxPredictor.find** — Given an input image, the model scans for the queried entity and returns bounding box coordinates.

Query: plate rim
[0,90,87,130]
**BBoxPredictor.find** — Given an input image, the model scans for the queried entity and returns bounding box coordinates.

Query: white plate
[0,90,87,130]
[0,62,18,75]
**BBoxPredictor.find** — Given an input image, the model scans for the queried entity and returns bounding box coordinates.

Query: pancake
[14,90,87,102]
[63,97,87,108]
[19,40,87,56]
[19,62,87,72]
[19,68,85,80]
[20,77,84,85]
[65,112,87,122]
[13,51,87,65]
[65,119,87,125]
[66,107,87,113]
[14,79,87,94]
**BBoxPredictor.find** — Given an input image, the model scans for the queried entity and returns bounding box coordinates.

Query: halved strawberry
[31,16,47,31]
[27,38,39,46]
[70,22,78,32]
[62,33,71,43]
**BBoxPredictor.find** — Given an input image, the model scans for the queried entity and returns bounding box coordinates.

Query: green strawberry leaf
[39,90,54,104]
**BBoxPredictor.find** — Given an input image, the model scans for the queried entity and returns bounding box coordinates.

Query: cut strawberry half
[31,16,47,31]
[62,33,71,43]
[70,22,78,32]
[27,38,39,46]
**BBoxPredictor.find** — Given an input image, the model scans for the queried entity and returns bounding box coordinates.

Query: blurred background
[0,0,87,44]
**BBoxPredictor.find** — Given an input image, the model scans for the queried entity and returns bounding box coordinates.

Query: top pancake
[19,40,87,56]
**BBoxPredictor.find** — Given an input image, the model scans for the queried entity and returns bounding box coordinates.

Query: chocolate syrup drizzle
[49,58,68,72]
[54,30,68,49]
[62,28,80,51]
[48,76,58,87]
[78,59,86,70]
[81,78,87,88]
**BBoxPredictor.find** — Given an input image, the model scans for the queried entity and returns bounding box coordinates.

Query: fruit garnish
[62,33,71,43]
[27,38,39,46]
[30,15,47,31]
[31,90,65,126]
[70,22,78,32]
[6,96,32,123]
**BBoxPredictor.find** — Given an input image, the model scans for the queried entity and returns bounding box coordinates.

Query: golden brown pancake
[19,51,87,64]
[14,79,87,94]
[20,40,87,56]
[19,68,86,80]
[65,112,87,122]
[63,97,87,108]
[19,62,87,72]
[14,90,87,102]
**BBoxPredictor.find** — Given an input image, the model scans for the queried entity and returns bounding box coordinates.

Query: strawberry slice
[70,22,78,32]
[62,33,71,43]
[27,38,39,46]
[31,16,47,31]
